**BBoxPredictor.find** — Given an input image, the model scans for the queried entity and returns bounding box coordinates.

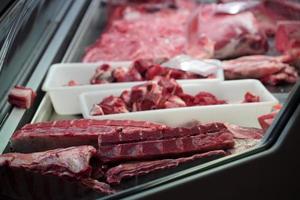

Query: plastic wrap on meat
[98,130,234,163]
[11,119,167,153]
[222,55,299,85]
[187,4,268,59]
[106,150,226,184]
[8,86,36,109]
[276,21,300,53]
[0,146,114,195]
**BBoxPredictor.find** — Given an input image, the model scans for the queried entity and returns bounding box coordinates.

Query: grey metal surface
[0,0,88,153]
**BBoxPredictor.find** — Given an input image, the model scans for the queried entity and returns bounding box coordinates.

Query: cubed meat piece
[276,21,300,53]
[97,96,129,115]
[243,92,260,103]
[8,86,36,109]
[90,64,113,84]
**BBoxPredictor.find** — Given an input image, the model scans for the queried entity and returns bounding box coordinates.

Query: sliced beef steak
[11,119,167,153]
[106,150,226,184]
[98,130,234,163]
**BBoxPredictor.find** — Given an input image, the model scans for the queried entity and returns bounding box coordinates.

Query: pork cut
[11,119,167,153]
[98,130,234,163]
[187,4,268,59]
[222,55,299,85]
[0,146,114,194]
[8,86,36,109]
[106,150,226,184]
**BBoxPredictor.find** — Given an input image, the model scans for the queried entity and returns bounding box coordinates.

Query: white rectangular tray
[42,62,224,115]
[79,79,278,127]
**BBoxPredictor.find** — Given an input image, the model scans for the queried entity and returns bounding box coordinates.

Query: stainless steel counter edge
[0,1,88,153]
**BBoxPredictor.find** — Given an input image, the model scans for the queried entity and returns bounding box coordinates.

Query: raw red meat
[222,55,299,85]
[90,64,113,84]
[187,4,268,59]
[193,92,226,105]
[225,123,264,139]
[98,122,227,146]
[83,2,213,62]
[0,146,114,194]
[94,96,129,115]
[98,130,234,163]
[275,21,300,53]
[106,150,226,184]
[258,111,278,131]
[91,79,229,115]
[8,86,36,109]
[88,62,207,86]
[243,92,260,103]
[11,119,167,153]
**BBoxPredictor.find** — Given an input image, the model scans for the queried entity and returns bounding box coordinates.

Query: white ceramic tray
[42,62,224,115]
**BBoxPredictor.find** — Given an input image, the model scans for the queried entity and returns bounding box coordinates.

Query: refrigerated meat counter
[0,0,300,199]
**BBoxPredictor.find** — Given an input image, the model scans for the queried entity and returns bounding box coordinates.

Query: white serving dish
[42,62,224,115]
[79,79,278,127]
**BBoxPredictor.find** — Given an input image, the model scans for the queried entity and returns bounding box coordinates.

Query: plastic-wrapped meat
[0,146,114,195]
[222,55,299,85]
[275,21,300,53]
[8,86,36,109]
[187,4,268,59]
[106,150,226,184]
[98,130,234,163]
[90,64,113,84]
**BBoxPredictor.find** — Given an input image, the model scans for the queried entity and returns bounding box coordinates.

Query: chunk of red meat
[243,92,260,103]
[8,86,36,109]
[157,77,183,95]
[98,96,129,115]
[90,64,113,84]
[193,92,226,105]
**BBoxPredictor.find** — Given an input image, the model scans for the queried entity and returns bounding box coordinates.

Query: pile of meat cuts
[87,58,216,85]
[82,0,300,86]
[90,78,259,116]
[0,118,265,199]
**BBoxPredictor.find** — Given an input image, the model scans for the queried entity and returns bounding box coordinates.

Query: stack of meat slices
[0,118,265,198]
